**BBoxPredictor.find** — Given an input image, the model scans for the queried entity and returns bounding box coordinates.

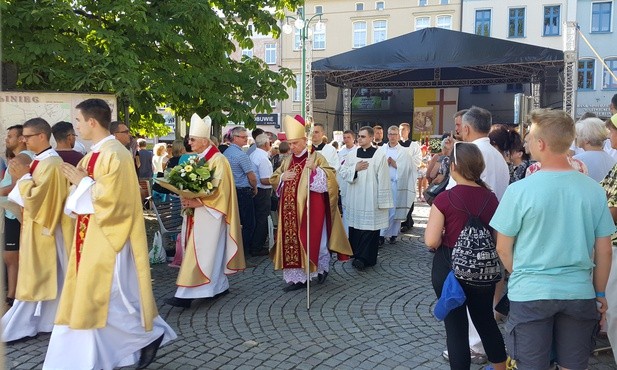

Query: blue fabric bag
[434,270,466,321]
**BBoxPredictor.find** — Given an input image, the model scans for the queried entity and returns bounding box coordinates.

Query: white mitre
[189,113,212,138]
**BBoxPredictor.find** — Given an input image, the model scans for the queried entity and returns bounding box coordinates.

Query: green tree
[1,0,301,135]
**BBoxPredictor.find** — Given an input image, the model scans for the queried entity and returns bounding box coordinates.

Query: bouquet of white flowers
[154,155,219,199]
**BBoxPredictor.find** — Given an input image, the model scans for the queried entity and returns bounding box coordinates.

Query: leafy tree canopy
[1,0,302,135]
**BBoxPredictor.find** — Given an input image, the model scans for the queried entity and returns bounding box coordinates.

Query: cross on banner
[427,89,457,134]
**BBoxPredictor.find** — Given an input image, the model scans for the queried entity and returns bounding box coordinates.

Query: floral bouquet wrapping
[154,155,219,199]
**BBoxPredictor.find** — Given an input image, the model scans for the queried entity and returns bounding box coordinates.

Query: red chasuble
[280,152,332,268]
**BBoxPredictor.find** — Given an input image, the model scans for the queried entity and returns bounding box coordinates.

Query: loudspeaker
[314,76,327,99]
[544,66,560,92]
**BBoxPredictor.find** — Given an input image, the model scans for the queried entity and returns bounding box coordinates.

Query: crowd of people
[425,98,617,370]
[2,94,617,369]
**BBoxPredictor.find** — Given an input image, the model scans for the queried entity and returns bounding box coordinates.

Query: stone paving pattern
[6,203,616,369]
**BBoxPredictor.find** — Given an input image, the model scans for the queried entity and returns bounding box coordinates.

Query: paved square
[5,203,615,369]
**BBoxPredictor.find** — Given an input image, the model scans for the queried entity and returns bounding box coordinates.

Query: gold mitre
[282,115,306,140]
[189,113,212,138]
[612,113,617,129]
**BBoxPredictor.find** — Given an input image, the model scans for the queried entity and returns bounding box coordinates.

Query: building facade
[576,0,616,118]
[462,0,617,120]
[229,25,284,132]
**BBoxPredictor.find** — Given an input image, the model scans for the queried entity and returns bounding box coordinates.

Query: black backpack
[448,191,502,285]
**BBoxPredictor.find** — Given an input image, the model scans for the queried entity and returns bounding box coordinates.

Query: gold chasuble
[56,140,158,330]
[16,156,73,301]
[176,151,246,287]
[270,151,352,273]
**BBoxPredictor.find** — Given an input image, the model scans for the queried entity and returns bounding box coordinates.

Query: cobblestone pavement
[6,203,616,369]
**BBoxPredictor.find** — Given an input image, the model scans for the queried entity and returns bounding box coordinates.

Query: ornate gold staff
[304,115,314,310]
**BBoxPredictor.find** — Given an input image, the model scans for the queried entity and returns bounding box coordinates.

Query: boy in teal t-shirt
[490,109,614,370]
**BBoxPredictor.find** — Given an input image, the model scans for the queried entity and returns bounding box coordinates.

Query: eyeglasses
[358,135,367,138]
[234,135,248,139]
[22,132,42,139]
[188,137,199,142]
[116,130,129,135]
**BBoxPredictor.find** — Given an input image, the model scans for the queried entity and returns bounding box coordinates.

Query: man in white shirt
[447,107,509,200]
[249,133,273,256]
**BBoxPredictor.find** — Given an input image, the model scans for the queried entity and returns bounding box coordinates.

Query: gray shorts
[506,299,598,370]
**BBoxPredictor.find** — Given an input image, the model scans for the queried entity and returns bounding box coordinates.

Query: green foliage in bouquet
[429,138,443,154]
[166,155,216,195]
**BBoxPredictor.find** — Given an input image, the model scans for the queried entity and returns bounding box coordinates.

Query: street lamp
[282,7,324,120]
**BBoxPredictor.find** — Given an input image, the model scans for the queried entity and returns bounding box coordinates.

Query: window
[270,100,277,108]
[436,15,452,30]
[356,2,364,11]
[247,24,254,36]
[315,5,323,15]
[353,21,367,48]
[313,25,326,50]
[297,6,304,17]
[578,59,595,90]
[265,43,276,64]
[376,1,385,10]
[419,0,427,6]
[509,8,525,37]
[373,20,387,43]
[604,58,617,89]
[476,9,491,36]
[592,2,612,33]
[475,10,491,36]
[241,48,253,58]
[293,74,302,102]
[472,85,489,93]
[543,5,560,36]
[415,17,430,30]
[506,83,524,92]
[440,0,449,4]
[293,28,301,50]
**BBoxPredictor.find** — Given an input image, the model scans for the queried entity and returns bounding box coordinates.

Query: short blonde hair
[576,117,608,147]
[530,109,575,153]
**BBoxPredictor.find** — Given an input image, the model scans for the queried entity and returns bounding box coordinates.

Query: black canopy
[312,28,563,88]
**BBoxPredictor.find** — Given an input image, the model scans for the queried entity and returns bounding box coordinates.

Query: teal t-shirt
[490,170,615,302]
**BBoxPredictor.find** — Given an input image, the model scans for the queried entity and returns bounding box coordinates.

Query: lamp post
[283,8,324,120]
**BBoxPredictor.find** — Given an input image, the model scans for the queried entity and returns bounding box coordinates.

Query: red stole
[279,152,330,268]
[29,160,40,174]
[75,152,100,272]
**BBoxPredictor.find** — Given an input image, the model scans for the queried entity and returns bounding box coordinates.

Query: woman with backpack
[424,142,507,370]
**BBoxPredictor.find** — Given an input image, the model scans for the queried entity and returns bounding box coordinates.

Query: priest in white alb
[379,125,417,244]
[339,126,392,270]
[164,113,246,308]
